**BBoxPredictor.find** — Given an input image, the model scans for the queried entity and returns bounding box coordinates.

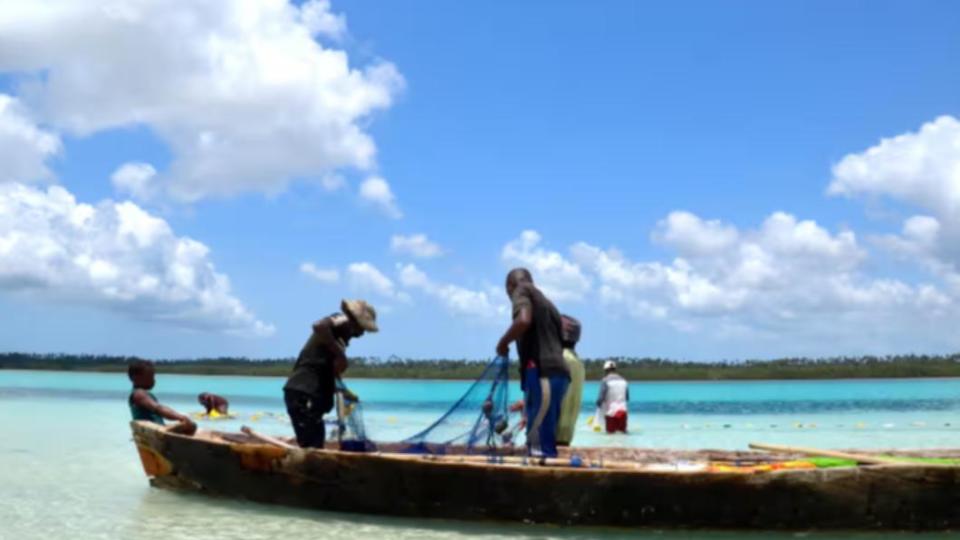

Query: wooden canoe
[130,421,960,530]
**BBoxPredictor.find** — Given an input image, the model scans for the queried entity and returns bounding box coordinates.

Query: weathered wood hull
[130,421,960,530]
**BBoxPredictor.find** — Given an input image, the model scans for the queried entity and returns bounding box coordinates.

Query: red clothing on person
[605,410,627,433]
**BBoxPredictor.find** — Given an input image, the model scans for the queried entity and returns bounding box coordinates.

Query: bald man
[496,268,569,458]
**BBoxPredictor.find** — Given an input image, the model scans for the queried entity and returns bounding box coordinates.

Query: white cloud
[111,162,157,201]
[398,263,505,319]
[874,215,940,259]
[300,0,346,41]
[320,174,346,192]
[397,264,430,289]
[0,94,61,183]
[391,234,443,258]
[0,183,273,336]
[501,230,591,302]
[0,0,403,202]
[359,176,402,219]
[570,211,951,334]
[829,115,960,285]
[346,262,408,301]
[829,116,960,218]
[653,211,739,257]
[300,262,339,284]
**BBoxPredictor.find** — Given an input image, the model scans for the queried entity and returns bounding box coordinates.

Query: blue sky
[1,1,959,361]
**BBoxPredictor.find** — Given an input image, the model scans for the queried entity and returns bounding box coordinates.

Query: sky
[1,0,959,361]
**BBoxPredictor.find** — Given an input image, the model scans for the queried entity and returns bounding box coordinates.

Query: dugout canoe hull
[130,421,960,530]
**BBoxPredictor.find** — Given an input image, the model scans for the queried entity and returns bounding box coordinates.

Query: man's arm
[496,306,531,357]
[131,389,194,425]
[313,318,349,375]
[596,379,608,408]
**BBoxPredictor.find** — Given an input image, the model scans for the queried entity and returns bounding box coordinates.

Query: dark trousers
[523,368,569,458]
[605,411,628,433]
[284,389,328,448]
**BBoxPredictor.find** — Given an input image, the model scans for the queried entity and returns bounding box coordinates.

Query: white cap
[603,360,616,371]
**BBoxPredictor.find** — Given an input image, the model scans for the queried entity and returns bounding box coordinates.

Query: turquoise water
[2,370,959,539]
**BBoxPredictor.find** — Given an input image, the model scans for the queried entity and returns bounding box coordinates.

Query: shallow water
[2,370,959,539]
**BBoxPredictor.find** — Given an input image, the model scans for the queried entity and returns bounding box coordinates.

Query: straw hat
[341,299,379,332]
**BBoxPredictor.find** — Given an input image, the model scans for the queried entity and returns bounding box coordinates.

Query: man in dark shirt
[283,299,377,448]
[496,268,569,458]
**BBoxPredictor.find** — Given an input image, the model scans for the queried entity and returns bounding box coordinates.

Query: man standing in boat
[556,314,584,447]
[496,268,569,458]
[596,360,629,433]
[283,299,377,448]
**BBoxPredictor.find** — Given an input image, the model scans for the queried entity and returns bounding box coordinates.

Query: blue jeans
[523,368,569,458]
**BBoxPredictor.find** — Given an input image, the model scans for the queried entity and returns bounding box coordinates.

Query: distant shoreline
[3,352,960,381]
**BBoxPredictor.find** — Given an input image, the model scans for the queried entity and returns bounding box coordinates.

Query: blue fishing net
[400,355,511,454]
[333,379,376,452]
[333,356,513,454]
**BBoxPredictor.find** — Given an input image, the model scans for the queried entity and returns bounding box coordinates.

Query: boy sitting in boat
[128,359,196,435]
[197,392,230,417]
[496,268,569,458]
[283,299,377,448]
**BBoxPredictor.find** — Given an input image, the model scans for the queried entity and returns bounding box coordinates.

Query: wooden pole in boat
[748,442,941,466]
[241,426,297,450]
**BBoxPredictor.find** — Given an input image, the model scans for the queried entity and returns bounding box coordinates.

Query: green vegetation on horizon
[3,352,960,380]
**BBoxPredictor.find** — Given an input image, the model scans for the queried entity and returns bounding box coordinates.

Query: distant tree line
[2,352,960,380]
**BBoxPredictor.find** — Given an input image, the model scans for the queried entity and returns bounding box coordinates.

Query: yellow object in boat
[770,460,817,470]
[708,464,751,473]
[209,409,221,419]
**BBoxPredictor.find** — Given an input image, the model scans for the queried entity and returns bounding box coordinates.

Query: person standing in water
[128,359,196,435]
[596,360,629,433]
[556,314,584,446]
[496,268,569,458]
[283,299,377,448]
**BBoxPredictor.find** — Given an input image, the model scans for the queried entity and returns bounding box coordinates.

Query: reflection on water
[124,489,903,540]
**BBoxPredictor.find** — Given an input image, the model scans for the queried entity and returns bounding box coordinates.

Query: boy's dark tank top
[129,391,166,424]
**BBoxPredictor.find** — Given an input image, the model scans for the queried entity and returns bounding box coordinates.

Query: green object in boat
[806,457,857,468]
[880,455,960,465]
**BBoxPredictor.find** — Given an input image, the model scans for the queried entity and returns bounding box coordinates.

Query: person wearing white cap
[283,299,378,448]
[596,360,629,433]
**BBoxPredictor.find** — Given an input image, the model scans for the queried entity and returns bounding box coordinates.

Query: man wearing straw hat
[283,299,378,448]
